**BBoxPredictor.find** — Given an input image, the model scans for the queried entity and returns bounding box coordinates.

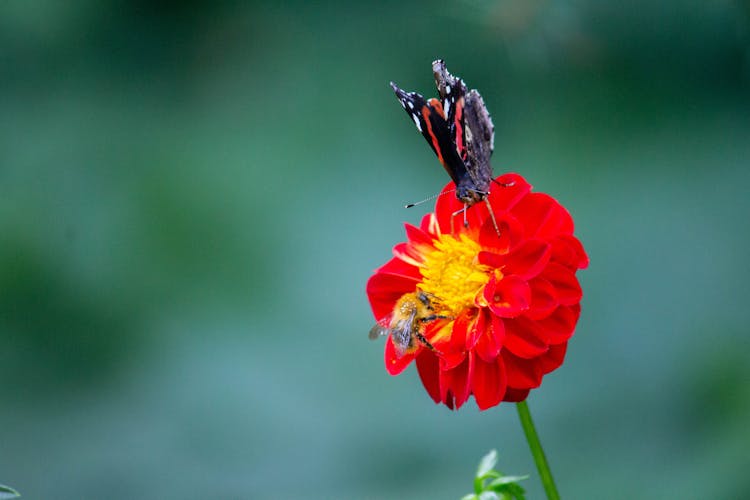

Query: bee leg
[415,331,442,355]
[420,314,452,322]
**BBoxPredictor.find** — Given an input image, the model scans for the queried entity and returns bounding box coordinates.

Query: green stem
[516,400,560,500]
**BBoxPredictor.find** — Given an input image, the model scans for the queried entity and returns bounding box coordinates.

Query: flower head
[366,173,589,410]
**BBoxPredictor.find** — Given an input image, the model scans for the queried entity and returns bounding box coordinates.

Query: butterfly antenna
[405,189,455,208]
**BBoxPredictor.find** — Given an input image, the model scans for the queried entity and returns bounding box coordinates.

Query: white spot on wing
[444,100,451,117]
[412,113,422,132]
[407,101,414,109]
[446,85,451,94]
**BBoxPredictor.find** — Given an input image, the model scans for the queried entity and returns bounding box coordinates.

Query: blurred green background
[1,1,749,498]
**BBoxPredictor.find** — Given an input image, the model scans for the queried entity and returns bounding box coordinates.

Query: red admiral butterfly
[390,60,505,233]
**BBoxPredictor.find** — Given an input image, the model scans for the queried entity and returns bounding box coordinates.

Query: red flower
[366,173,589,410]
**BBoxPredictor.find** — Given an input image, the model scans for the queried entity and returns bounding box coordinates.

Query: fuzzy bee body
[369,291,448,357]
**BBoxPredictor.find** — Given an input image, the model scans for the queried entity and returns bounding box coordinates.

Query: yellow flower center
[418,234,490,317]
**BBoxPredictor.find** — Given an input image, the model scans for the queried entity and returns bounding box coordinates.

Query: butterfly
[390,60,501,226]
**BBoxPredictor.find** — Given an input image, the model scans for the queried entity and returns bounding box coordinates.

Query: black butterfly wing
[432,61,494,204]
[462,89,495,197]
[432,59,468,160]
[390,82,468,186]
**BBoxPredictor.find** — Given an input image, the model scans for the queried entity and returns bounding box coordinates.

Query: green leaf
[461,494,478,500]
[487,475,529,487]
[478,491,499,500]
[476,449,498,479]
[489,482,526,500]
[0,484,20,499]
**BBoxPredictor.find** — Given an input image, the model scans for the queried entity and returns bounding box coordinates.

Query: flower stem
[516,400,560,500]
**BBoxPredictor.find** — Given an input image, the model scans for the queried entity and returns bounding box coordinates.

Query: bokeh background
[2,1,749,498]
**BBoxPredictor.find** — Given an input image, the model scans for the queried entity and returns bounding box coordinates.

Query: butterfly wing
[462,89,495,197]
[390,82,468,187]
[432,59,469,160]
[432,61,494,204]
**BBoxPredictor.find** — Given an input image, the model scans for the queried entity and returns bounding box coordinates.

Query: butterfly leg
[492,178,516,188]
[450,206,467,234]
[483,198,501,236]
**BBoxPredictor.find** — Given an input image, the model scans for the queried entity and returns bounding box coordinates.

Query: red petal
[434,184,486,237]
[491,314,506,346]
[477,213,510,254]
[416,350,441,404]
[392,242,424,265]
[503,239,551,280]
[541,262,582,306]
[538,197,574,238]
[525,277,559,320]
[439,313,472,370]
[365,269,419,321]
[503,317,549,358]
[373,256,423,281]
[484,274,531,318]
[503,388,530,402]
[466,307,487,350]
[419,213,440,236]
[478,250,505,268]
[502,350,542,389]
[404,223,435,248]
[536,304,581,343]
[487,173,532,212]
[567,235,589,269]
[384,336,415,375]
[511,193,575,240]
[539,342,568,374]
[515,193,573,238]
[472,354,507,410]
[510,192,554,238]
[478,212,524,253]
[439,355,473,409]
[550,235,588,270]
[475,314,504,362]
[439,349,467,372]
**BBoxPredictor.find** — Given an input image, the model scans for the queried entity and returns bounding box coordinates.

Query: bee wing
[369,321,411,357]
[390,309,420,357]
[368,323,389,340]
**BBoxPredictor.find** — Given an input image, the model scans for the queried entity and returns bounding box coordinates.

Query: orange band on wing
[454,96,465,157]
[421,105,446,167]
[427,98,445,118]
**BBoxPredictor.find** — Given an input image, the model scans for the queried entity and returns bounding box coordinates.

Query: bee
[369,291,450,357]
